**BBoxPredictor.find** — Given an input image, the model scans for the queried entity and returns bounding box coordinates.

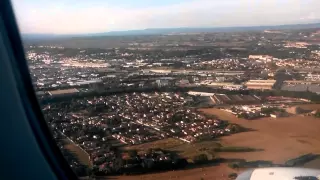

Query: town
[25,26,320,179]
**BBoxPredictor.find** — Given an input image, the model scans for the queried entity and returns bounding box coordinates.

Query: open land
[63,139,91,167]
[200,106,320,164]
[108,164,234,180]
[294,104,320,111]
[124,138,221,162]
[112,105,320,180]
[125,104,320,165]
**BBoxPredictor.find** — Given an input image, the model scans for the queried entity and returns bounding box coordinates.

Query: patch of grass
[226,124,251,133]
[124,138,222,162]
[193,154,209,164]
[285,153,319,167]
[63,139,91,167]
[228,160,273,169]
[228,173,238,179]
[124,138,184,152]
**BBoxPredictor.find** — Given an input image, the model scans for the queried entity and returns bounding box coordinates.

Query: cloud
[11,0,320,34]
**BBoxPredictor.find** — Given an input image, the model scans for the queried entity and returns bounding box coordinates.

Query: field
[125,104,320,165]
[124,138,221,161]
[294,104,320,111]
[200,107,320,164]
[108,164,234,180]
[63,139,91,167]
[112,105,320,179]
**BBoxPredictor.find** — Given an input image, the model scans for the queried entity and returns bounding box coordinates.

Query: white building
[156,79,169,87]
[245,80,276,90]
[187,91,215,96]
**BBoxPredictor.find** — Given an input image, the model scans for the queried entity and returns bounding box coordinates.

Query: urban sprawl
[26,27,320,177]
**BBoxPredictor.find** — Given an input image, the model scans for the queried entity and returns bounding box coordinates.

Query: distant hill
[95,23,320,36]
[22,23,320,40]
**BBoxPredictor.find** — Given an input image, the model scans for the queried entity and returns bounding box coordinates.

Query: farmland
[108,164,234,180]
[126,105,320,165]
[200,107,320,164]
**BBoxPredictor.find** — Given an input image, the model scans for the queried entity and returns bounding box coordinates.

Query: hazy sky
[12,0,320,34]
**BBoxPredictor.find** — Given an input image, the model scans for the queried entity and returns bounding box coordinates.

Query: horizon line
[21,22,320,36]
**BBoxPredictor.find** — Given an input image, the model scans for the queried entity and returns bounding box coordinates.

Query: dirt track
[200,108,320,164]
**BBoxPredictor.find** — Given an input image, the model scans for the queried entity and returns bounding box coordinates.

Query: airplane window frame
[0,0,79,179]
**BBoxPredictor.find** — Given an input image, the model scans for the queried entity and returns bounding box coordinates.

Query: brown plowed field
[108,164,234,180]
[200,107,320,164]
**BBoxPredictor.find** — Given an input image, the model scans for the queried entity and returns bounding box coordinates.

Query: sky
[12,0,320,34]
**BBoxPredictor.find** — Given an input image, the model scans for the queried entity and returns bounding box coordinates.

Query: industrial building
[245,80,276,90]
[305,73,320,81]
[199,81,243,90]
[187,91,215,96]
[211,94,261,105]
[48,88,79,97]
[156,79,169,87]
[281,80,320,94]
[248,55,273,61]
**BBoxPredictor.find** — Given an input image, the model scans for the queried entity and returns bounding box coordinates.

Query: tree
[145,159,155,169]
[113,158,124,173]
[228,173,238,179]
[196,134,212,141]
[237,113,248,119]
[146,148,153,155]
[170,113,183,123]
[128,149,138,158]
[267,62,278,70]
[193,154,208,164]
[173,158,188,169]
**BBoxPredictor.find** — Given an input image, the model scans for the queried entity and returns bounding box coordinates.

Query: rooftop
[48,88,79,96]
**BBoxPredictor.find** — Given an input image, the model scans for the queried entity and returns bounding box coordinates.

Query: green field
[124,138,222,162]
[213,146,262,152]
[63,139,91,167]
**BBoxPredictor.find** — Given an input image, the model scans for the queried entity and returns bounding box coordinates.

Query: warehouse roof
[48,88,79,96]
